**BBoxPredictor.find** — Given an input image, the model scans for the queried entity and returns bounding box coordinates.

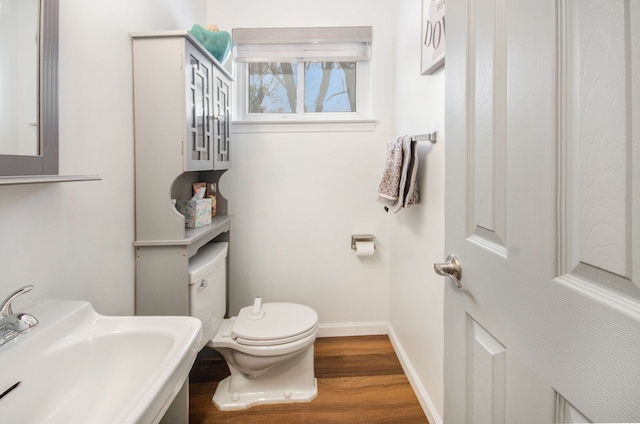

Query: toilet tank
[188,242,228,350]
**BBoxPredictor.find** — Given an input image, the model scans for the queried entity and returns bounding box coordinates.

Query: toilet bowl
[188,242,319,410]
[208,301,318,410]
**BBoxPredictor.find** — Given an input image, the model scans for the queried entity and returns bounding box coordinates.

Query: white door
[443,0,640,422]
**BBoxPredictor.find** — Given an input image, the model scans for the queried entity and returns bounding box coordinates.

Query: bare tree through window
[249,61,356,114]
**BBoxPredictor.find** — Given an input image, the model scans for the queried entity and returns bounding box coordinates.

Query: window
[233,27,372,124]
[248,62,357,114]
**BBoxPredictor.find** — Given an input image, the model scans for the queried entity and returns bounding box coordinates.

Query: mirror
[0,0,38,156]
[0,0,58,176]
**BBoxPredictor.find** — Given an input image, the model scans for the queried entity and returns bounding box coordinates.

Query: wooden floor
[189,335,429,424]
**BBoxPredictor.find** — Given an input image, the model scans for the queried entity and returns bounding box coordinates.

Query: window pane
[304,62,356,113]
[248,62,298,113]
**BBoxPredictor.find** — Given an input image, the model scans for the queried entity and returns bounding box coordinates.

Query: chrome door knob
[434,255,462,288]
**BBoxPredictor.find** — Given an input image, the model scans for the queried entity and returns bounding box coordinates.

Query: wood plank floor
[189,335,429,424]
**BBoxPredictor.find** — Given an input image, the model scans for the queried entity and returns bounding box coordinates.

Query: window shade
[233,27,372,62]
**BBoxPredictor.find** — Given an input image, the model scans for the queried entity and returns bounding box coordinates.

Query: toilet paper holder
[351,234,376,250]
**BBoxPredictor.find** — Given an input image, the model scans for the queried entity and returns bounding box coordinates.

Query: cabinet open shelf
[134,214,233,248]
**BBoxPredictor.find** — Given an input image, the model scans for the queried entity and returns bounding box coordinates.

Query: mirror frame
[0,0,58,176]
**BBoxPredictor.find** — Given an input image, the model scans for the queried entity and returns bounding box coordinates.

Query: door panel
[469,0,508,253]
[556,395,591,423]
[445,0,640,422]
[467,318,507,424]
[560,0,640,296]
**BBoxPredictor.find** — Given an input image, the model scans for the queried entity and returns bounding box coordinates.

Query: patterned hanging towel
[377,136,405,209]
[377,136,420,212]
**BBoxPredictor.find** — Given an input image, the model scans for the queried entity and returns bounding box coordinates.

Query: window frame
[232,27,374,128]
[235,59,370,122]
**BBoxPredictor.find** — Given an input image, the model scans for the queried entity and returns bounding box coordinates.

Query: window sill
[231,119,378,134]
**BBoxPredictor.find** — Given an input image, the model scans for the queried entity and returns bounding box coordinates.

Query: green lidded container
[189,24,232,64]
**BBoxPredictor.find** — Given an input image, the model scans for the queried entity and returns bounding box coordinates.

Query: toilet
[188,242,319,410]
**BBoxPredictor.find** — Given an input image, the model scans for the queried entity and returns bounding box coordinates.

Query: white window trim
[231,27,375,132]
[231,118,378,134]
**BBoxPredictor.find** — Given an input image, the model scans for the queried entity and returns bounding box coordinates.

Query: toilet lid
[231,302,318,346]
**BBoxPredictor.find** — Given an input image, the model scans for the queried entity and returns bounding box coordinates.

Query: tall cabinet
[131,30,233,318]
[131,30,233,424]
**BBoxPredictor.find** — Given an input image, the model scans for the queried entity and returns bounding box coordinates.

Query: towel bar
[410,131,437,144]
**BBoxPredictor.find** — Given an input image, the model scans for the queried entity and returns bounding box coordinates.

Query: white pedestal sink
[0,298,202,424]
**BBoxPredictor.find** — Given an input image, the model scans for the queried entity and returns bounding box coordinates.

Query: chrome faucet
[0,285,39,347]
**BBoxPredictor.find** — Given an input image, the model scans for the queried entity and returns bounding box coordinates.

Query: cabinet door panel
[185,42,214,171]
[213,71,231,170]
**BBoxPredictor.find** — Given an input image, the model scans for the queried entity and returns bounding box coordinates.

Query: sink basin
[0,299,202,424]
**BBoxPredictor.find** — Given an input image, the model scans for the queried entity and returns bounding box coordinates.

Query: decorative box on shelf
[175,198,212,228]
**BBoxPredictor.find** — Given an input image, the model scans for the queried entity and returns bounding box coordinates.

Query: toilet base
[212,376,318,410]
[211,342,318,410]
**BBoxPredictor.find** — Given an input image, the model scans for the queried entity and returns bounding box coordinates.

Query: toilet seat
[234,324,318,346]
[231,302,318,347]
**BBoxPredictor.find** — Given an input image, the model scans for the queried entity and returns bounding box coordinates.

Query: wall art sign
[421,0,445,75]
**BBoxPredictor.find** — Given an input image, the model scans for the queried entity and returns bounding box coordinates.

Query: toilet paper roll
[354,241,375,257]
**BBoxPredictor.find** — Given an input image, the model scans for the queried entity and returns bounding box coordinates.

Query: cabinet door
[213,71,231,170]
[184,42,214,172]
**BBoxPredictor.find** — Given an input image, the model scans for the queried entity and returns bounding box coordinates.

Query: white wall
[0,0,206,315]
[388,1,445,422]
[207,0,396,327]
[208,0,445,421]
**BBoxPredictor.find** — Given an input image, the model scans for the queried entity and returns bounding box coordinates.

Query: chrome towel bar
[410,131,438,144]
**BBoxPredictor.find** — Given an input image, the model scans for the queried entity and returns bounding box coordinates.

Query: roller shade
[233,26,372,62]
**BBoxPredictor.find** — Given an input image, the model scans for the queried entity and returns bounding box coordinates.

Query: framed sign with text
[421,0,445,75]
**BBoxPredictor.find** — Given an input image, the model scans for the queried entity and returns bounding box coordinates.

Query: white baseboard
[316,321,388,338]
[388,325,443,424]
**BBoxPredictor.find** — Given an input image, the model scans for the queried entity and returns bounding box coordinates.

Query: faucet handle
[14,313,39,332]
[0,285,34,318]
